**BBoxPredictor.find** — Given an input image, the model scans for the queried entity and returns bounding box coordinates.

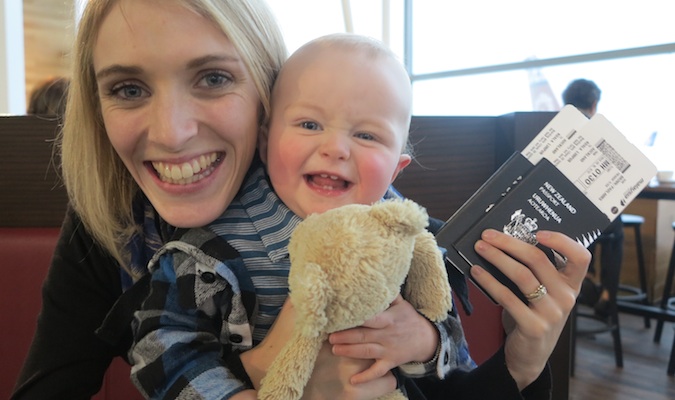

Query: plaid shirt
[130,161,474,399]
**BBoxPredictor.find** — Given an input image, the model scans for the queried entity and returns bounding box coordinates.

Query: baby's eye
[300,121,321,131]
[197,71,231,89]
[355,132,376,141]
[109,83,148,100]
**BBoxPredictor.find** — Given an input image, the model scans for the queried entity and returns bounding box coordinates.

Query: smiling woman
[11,1,287,398]
[91,0,260,229]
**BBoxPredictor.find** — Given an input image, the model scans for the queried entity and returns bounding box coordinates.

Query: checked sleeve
[130,237,255,399]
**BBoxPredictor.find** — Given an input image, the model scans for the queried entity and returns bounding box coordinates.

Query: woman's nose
[147,91,198,150]
[319,132,350,160]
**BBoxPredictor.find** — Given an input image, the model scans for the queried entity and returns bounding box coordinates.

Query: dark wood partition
[0,116,67,227]
[0,113,556,229]
[395,116,498,221]
[496,111,558,164]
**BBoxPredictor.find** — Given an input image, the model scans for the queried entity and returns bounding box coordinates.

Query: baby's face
[262,44,412,219]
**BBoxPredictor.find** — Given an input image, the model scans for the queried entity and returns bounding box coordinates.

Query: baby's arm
[328,294,473,384]
[131,241,252,399]
[243,299,398,399]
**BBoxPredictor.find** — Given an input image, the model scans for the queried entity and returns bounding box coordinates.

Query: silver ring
[526,284,548,302]
[553,251,568,270]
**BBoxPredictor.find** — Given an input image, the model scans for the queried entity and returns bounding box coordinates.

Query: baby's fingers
[347,359,394,385]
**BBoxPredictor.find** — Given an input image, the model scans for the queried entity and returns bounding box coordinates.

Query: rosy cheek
[104,115,141,162]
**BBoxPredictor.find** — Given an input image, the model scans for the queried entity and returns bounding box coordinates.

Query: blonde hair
[60,0,287,271]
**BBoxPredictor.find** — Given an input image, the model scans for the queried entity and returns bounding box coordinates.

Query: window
[269,1,675,165]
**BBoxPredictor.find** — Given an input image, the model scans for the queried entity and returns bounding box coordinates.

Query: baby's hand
[328,295,438,384]
[301,342,396,400]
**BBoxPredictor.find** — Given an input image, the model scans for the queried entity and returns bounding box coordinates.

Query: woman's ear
[258,124,269,164]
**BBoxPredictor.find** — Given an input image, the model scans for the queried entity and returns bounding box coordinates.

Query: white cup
[657,170,674,182]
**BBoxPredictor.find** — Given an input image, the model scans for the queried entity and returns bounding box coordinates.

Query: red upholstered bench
[0,227,142,400]
[0,227,60,399]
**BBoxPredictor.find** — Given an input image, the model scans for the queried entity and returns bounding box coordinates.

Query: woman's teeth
[152,153,219,184]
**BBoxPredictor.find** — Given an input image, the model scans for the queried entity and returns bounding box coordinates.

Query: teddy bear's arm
[257,332,326,400]
[404,230,453,322]
[258,262,335,399]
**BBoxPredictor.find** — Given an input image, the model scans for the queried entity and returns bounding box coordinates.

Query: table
[638,180,675,201]
[620,179,675,374]
[623,179,675,317]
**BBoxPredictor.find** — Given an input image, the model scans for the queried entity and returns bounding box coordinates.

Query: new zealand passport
[435,105,657,303]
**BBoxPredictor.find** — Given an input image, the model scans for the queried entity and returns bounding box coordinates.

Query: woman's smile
[150,152,223,185]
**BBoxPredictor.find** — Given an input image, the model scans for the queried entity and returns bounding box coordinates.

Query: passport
[435,105,657,303]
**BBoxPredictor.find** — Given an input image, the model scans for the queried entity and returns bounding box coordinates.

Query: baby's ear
[258,124,269,164]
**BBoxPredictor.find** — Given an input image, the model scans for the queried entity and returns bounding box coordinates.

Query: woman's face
[93,0,260,228]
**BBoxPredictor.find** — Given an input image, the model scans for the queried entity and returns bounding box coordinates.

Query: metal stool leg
[669,331,675,376]
[570,304,577,377]
[609,294,624,368]
[618,214,651,328]
[575,230,623,369]
[633,222,651,328]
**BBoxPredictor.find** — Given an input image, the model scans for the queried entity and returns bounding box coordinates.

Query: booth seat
[0,227,141,400]
[1,228,60,399]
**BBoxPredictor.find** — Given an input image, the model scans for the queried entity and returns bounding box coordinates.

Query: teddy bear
[257,198,453,400]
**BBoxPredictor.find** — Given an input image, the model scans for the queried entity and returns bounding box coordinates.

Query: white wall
[0,0,26,115]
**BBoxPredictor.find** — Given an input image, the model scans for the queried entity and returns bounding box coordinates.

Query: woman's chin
[159,206,225,228]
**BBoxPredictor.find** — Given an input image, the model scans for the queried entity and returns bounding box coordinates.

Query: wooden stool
[570,301,623,376]
[653,222,675,376]
[618,213,651,328]
[572,221,625,375]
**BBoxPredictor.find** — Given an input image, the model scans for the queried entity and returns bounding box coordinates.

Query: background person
[561,78,601,118]
[27,76,70,118]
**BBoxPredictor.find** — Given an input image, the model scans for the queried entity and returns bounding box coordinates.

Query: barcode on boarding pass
[596,139,630,173]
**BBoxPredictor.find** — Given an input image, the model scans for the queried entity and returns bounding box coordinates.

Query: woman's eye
[109,83,147,100]
[300,121,321,131]
[198,72,230,88]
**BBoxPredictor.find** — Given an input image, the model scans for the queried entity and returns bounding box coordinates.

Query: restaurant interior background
[3,0,675,299]
[1,0,675,396]
[2,0,673,170]
[1,0,673,258]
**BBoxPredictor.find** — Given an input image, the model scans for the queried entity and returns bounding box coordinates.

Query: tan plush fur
[257,199,453,400]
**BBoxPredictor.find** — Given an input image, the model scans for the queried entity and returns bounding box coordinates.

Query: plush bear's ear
[370,199,428,236]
